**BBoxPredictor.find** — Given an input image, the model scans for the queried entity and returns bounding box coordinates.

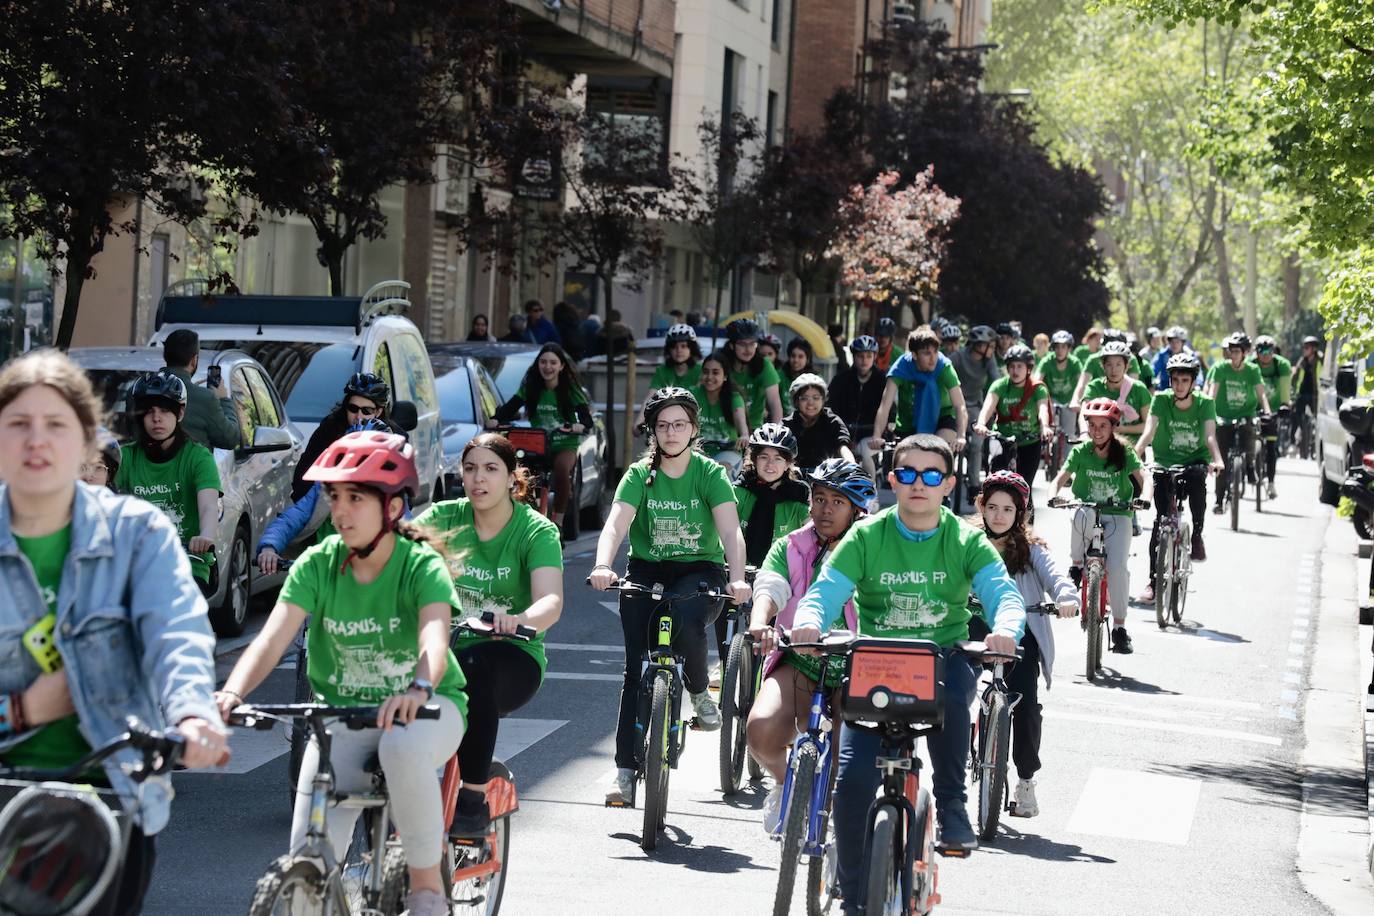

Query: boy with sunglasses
[790,434,1024,908]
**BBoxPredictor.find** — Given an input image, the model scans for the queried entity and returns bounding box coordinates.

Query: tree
[825,168,960,313]
[0,1,246,348]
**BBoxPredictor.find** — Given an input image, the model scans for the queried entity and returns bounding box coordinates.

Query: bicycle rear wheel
[863,806,901,916]
[447,814,511,916]
[248,855,342,916]
[1155,526,1173,630]
[911,790,937,915]
[773,742,819,916]
[1230,456,1242,531]
[718,633,750,794]
[1086,564,1104,681]
[976,696,1011,842]
[1255,450,1265,514]
[642,674,671,851]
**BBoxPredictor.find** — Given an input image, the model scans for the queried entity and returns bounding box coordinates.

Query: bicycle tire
[744,653,764,782]
[1155,525,1173,630]
[1230,455,1242,532]
[248,855,339,916]
[864,806,901,916]
[642,674,671,851]
[773,742,819,916]
[448,814,510,916]
[977,697,1011,842]
[718,633,749,794]
[1172,525,1190,626]
[288,641,310,804]
[807,843,839,916]
[1086,563,1104,681]
[1255,449,1264,514]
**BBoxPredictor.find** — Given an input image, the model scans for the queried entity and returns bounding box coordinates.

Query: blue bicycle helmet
[809,459,876,513]
[849,335,879,354]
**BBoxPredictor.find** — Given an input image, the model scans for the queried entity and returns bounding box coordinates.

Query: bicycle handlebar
[226,702,442,732]
[781,629,1022,663]
[456,611,536,641]
[589,575,732,605]
[0,718,183,783]
[254,557,293,572]
[1048,496,1149,511]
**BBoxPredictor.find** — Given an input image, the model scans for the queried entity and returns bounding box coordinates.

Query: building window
[584,75,672,185]
[722,49,740,116]
[771,0,782,45]
[766,91,778,146]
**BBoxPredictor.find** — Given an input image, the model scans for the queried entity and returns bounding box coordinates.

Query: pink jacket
[762,521,858,678]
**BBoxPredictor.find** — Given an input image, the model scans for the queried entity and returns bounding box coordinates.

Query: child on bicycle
[969,470,1078,819]
[488,343,593,539]
[1133,353,1223,603]
[745,460,874,831]
[588,388,751,806]
[735,424,812,567]
[1204,332,1270,514]
[416,432,564,836]
[1048,398,1150,655]
[1076,340,1152,442]
[790,434,1025,889]
[114,370,222,590]
[1036,330,1083,445]
[216,431,465,916]
[691,351,749,475]
[725,319,784,428]
[638,324,702,427]
[974,344,1051,494]
[869,326,968,461]
[782,373,857,470]
[1250,334,1290,499]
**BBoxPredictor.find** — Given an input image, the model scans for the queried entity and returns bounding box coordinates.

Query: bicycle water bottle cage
[840,638,945,727]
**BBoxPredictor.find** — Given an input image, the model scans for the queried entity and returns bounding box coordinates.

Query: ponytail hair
[461,432,533,504]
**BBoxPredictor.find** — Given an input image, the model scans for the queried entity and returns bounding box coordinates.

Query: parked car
[1316,336,1374,506]
[148,280,448,507]
[68,346,303,636]
[424,349,500,496]
[427,341,609,535]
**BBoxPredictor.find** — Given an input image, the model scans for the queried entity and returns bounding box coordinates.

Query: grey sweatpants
[290,695,464,869]
[1068,508,1133,625]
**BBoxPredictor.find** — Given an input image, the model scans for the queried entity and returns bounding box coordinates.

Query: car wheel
[209,524,252,637]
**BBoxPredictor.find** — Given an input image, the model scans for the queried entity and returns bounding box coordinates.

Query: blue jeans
[832,648,978,913]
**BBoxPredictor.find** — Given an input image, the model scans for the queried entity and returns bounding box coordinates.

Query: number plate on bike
[840,638,944,725]
[505,427,548,457]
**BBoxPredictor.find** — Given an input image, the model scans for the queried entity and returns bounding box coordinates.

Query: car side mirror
[238,425,293,457]
[1336,365,1358,400]
[391,400,419,432]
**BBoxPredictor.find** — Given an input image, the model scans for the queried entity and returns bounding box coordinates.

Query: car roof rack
[155,280,410,336]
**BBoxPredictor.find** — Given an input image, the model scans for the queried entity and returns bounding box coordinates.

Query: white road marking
[1044,710,1281,746]
[1056,682,1262,710]
[1278,708,1299,720]
[494,718,567,761]
[544,672,621,682]
[1066,768,1201,844]
[546,643,623,653]
[600,600,620,616]
[1281,689,1300,704]
[1284,672,1302,684]
[1289,642,1307,654]
[1287,657,1304,669]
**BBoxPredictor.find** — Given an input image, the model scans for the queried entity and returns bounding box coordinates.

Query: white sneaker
[762,784,783,835]
[690,691,721,730]
[1011,778,1039,818]
[1267,481,1277,499]
[708,661,723,689]
[605,768,635,806]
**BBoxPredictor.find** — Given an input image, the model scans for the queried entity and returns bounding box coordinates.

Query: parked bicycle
[1148,464,1206,630]
[597,577,732,851]
[719,567,763,795]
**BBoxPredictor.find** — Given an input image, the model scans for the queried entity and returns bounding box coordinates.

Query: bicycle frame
[859,720,942,908]
[772,664,838,858]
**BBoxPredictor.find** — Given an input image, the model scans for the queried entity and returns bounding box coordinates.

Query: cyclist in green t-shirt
[638,324,702,428]
[975,344,1051,496]
[723,318,783,429]
[115,370,222,587]
[779,336,817,393]
[416,432,565,837]
[1133,353,1224,603]
[1037,330,1083,455]
[217,432,465,916]
[1250,335,1291,499]
[589,388,752,806]
[1075,341,1152,441]
[690,351,749,474]
[489,343,593,539]
[1204,332,1270,514]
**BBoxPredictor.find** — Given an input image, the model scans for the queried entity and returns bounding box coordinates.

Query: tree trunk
[1282,253,1301,325]
[1242,223,1258,338]
[326,248,345,296]
[1212,215,1240,331]
[54,228,94,351]
[9,234,27,359]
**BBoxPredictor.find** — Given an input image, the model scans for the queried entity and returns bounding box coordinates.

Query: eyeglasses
[655,420,692,434]
[345,403,378,417]
[1257,346,1275,354]
[892,466,948,487]
[79,463,109,477]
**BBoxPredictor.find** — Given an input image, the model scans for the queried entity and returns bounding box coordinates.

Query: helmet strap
[340,493,397,573]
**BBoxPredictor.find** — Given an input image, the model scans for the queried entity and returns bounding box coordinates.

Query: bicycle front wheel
[863,806,901,916]
[977,695,1011,841]
[1155,526,1173,630]
[1086,564,1104,681]
[718,633,750,794]
[774,742,819,916]
[807,842,839,916]
[1230,456,1242,531]
[642,674,671,851]
[1172,526,1191,625]
[248,855,341,916]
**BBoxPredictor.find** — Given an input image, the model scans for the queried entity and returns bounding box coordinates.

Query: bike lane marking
[1065,767,1201,844]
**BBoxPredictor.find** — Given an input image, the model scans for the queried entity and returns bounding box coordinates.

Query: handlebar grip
[414,704,441,720]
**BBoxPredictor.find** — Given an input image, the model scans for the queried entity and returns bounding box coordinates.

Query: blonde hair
[0,349,101,445]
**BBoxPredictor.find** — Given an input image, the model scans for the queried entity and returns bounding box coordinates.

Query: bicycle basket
[504,427,549,458]
[0,784,123,916]
[839,637,945,726]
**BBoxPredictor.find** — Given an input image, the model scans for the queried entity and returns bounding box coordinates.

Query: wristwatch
[407,678,434,701]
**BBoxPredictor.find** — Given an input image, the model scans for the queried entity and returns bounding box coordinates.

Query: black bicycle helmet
[665,323,697,345]
[642,386,700,427]
[343,371,390,405]
[1003,344,1036,365]
[727,318,760,342]
[968,325,995,344]
[1099,340,1133,360]
[748,422,798,458]
[995,321,1016,336]
[131,369,187,412]
[1101,328,1128,344]
[809,459,876,512]
[876,317,897,338]
[849,334,879,354]
[1255,334,1277,351]
[1165,352,1200,376]
[940,323,962,342]
[1051,329,1074,345]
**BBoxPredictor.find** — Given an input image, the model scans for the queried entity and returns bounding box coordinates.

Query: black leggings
[454,640,543,783]
[991,440,1042,506]
[615,559,726,769]
[1215,422,1256,502]
[1149,467,1207,579]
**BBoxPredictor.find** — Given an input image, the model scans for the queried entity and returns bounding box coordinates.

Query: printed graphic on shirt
[651,515,704,552]
[328,642,416,700]
[881,585,949,631]
[1166,422,1201,455]
[1081,467,1123,504]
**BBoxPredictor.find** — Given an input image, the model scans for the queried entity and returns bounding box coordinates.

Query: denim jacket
[0,482,220,834]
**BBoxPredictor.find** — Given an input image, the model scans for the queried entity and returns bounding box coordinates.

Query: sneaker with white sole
[402,888,451,916]
[762,784,783,835]
[708,661,722,689]
[690,691,722,730]
[1011,779,1039,818]
[605,768,635,806]
[1267,481,1277,499]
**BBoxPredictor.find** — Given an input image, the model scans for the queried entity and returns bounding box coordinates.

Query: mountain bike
[719,567,762,794]
[1044,403,1074,481]
[1148,464,1205,630]
[230,702,441,915]
[599,577,731,851]
[0,721,184,916]
[1218,416,1259,532]
[1049,497,1146,681]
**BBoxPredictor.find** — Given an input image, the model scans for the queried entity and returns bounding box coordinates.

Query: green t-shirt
[615,453,737,564]
[986,376,1049,444]
[1148,392,1216,468]
[1035,354,1083,405]
[115,440,221,581]
[734,485,810,561]
[4,526,92,771]
[651,362,701,391]
[281,535,467,721]
[824,506,1005,647]
[1082,376,1152,441]
[1071,344,1095,364]
[691,385,745,450]
[1250,355,1292,407]
[516,384,589,453]
[1062,440,1141,515]
[733,360,783,429]
[1206,360,1264,420]
[416,499,563,676]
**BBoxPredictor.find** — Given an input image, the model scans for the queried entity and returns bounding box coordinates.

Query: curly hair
[971,490,1047,576]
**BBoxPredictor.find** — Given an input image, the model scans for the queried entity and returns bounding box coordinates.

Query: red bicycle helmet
[1080,397,1123,426]
[982,470,1030,511]
[305,430,419,499]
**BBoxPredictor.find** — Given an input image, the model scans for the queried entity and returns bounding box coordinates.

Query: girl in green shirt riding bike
[639,324,703,427]
[690,351,749,475]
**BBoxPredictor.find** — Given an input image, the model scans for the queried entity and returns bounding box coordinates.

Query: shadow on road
[1174,624,1250,644]
[981,826,1116,863]
[1142,758,1359,816]
[1233,528,1282,538]
[1082,667,1180,695]
[697,781,769,811]
[609,831,772,873]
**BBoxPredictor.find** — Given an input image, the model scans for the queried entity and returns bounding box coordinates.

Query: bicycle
[0,721,184,916]
[491,425,557,521]
[1298,406,1316,461]
[598,577,731,851]
[1044,403,1074,481]
[230,702,441,915]
[1218,417,1260,531]
[1148,464,1206,630]
[719,567,763,795]
[1048,497,1146,681]
[252,556,312,803]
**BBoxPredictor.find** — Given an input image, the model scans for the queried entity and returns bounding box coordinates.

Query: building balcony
[507,0,675,79]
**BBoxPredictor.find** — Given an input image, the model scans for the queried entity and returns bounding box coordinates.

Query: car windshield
[83,368,149,441]
[237,342,359,424]
[433,364,475,424]
[478,352,537,402]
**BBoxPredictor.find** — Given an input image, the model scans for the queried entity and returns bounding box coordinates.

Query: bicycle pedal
[605,798,634,809]
[935,847,971,859]
[687,718,703,731]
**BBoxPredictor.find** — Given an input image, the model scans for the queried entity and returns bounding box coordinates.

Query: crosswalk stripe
[1066,767,1200,844]
[1044,709,1281,746]
[546,643,623,653]
[544,672,621,682]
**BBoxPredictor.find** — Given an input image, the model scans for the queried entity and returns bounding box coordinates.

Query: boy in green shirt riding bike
[1204,332,1271,513]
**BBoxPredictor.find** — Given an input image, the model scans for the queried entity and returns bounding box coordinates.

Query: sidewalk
[1304,509,1374,908]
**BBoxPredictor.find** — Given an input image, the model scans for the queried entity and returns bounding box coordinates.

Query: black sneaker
[935,806,978,854]
[1111,626,1133,654]
[1212,503,1225,515]
[449,807,492,838]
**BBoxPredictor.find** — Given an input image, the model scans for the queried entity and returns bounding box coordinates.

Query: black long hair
[520,343,587,422]
[698,351,739,410]
[786,337,815,376]
[663,336,702,368]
